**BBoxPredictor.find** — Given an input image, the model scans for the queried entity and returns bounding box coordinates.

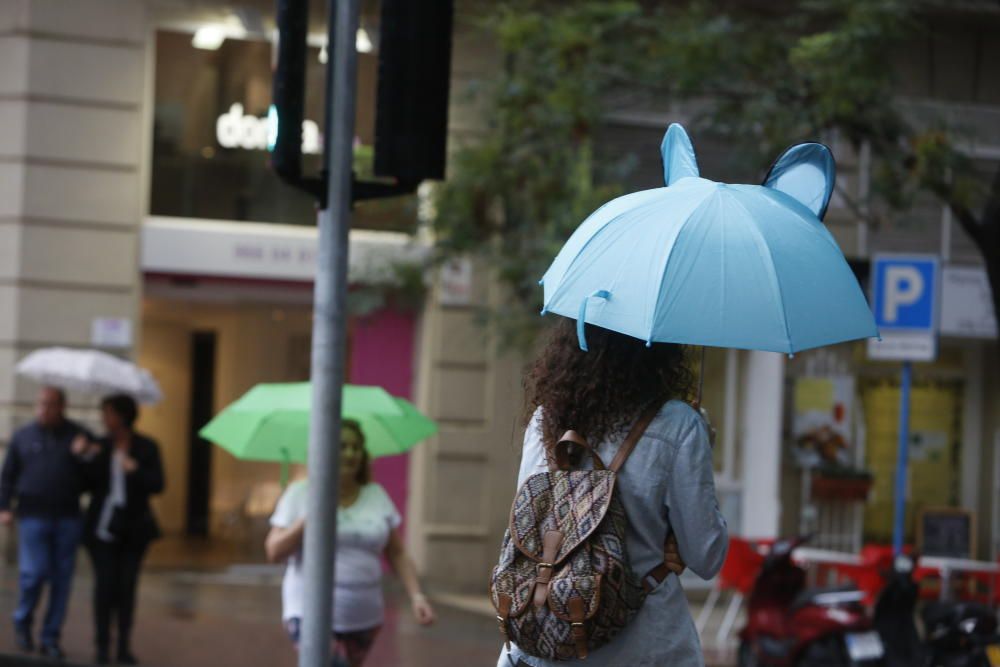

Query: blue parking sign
[871,255,939,332]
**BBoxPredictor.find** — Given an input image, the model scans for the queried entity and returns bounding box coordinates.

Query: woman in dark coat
[82,394,164,665]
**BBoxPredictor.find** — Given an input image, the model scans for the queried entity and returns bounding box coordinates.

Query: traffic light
[270,0,323,200]
[373,0,453,186]
[270,0,453,204]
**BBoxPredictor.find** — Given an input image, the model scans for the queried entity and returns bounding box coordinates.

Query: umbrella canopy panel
[16,347,162,404]
[199,382,436,463]
[541,124,878,354]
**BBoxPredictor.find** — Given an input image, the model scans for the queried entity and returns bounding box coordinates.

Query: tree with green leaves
[432,0,1000,345]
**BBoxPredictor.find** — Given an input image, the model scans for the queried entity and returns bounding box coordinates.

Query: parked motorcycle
[923,598,1000,667]
[737,536,885,667]
[873,551,1000,667]
[872,553,927,667]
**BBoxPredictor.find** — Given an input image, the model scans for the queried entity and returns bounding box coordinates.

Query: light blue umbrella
[541,124,878,354]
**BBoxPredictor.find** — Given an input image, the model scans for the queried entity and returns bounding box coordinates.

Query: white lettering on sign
[215,103,321,154]
[867,331,936,362]
[941,266,998,338]
[883,266,924,323]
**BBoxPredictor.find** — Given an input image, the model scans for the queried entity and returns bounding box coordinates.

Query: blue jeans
[14,517,83,643]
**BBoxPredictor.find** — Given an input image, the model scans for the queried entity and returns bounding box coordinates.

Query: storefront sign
[940,265,998,339]
[141,217,429,285]
[152,31,330,225]
[216,103,321,154]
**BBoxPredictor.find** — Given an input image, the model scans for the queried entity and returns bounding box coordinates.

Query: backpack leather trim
[548,430,606,472]
[531,529,565,606]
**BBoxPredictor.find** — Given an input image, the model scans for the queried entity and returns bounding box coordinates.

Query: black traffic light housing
[270,0,453,206]
[374,0,453,186]
[270,0,323,201]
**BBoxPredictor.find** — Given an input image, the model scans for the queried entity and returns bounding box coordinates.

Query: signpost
[868,254,940,554]
[269,3,452,665]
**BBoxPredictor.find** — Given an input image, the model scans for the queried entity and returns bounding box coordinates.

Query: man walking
[0,387,91,659]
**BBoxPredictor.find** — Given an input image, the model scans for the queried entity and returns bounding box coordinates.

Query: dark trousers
[87,540,147,653]
[14,517,83,643]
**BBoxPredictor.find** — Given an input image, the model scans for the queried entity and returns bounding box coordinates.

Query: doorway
[186,331,217,536]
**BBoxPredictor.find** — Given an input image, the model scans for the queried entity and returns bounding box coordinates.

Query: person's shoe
[13,624,33,652]
[39,641,65,660]
[95,648,110,664]
[118,650,139,665]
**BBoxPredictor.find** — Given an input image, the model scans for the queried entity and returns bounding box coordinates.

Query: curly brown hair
[524,318,695,450]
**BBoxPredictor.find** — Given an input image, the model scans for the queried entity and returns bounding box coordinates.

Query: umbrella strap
[696,345,706,409]
[576,290,610,352]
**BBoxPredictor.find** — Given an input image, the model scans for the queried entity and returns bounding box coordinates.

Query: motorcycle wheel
[738,641,759,667]
[795,636,851,667]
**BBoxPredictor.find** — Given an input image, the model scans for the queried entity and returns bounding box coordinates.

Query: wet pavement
[0,562,502,667]
[0,553,734,666]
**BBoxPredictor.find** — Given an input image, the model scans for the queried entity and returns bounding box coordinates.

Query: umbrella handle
[577,290,611,352]
[695,345,706,410]
[280,447,291,489]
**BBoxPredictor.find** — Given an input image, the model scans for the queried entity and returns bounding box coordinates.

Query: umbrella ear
[661,123,700,186]
[762,143,836,220]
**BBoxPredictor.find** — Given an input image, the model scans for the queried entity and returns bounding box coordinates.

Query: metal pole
[300,1,359,666]
[892,361,913,555]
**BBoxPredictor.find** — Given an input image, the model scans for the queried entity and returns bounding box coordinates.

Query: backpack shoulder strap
[608,405,661,473]
[548,430,606,472]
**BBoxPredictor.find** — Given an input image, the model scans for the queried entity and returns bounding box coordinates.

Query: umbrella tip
[540,307,548,316]
[645,339,652,348]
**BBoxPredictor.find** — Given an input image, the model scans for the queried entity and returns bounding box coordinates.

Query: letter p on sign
[882,266,924,324]
[872,256,938,332]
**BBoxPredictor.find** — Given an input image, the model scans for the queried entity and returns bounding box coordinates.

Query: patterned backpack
[490,408,671,661]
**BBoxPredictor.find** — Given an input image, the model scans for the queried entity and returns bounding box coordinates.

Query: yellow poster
[793,375,854,467]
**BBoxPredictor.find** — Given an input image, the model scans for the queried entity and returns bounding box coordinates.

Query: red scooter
[737,536,885,667]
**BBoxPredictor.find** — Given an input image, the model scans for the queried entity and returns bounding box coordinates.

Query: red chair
[944,562,1000,606]
[853,544,897,606]
[696,537,769,647]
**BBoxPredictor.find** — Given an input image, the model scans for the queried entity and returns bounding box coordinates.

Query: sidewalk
[432,587,738,667]
[0,565,500,667]
[0,561,737,666]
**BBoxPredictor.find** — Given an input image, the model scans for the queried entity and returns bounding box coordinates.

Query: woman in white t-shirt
[265,419,435,667]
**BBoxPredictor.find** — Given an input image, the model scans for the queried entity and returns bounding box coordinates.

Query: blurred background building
[0,0,997,597]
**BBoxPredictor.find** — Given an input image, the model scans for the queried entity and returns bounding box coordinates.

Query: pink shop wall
[349,307,418,531]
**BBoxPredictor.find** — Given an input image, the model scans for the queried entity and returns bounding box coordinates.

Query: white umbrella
[15,347,162,404]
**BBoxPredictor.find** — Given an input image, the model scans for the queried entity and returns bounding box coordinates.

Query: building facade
[0,0,998,593]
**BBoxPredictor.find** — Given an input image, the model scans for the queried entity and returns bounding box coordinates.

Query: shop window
[859,377,963,544]
[150,30,416,232]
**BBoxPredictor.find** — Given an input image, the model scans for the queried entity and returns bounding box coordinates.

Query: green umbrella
[199,383,437,473]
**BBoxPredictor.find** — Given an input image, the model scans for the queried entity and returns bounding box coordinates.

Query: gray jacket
[499,400,728,667]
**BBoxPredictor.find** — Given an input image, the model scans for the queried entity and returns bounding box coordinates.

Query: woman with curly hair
[499,319,729,667]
